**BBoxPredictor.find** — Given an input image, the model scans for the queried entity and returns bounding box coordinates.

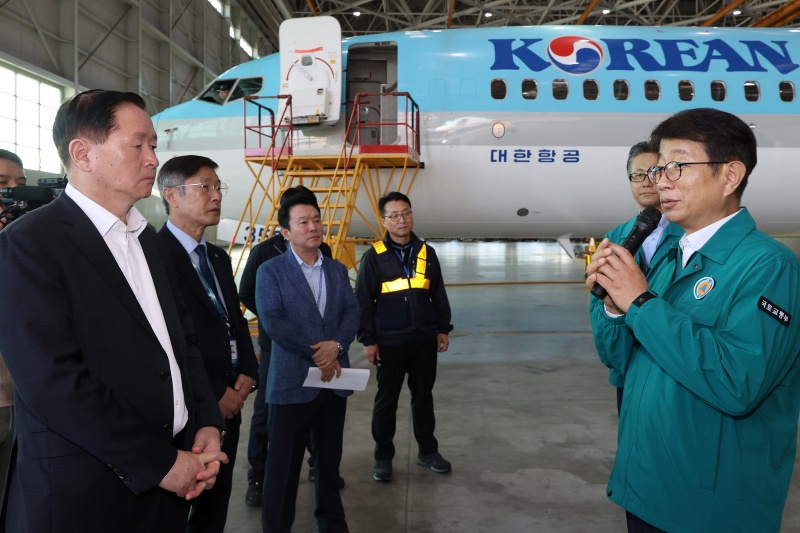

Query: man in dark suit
[0,89,226,532]
[157,155,258,532]
[256,194,359,533]
[239,186,335,506]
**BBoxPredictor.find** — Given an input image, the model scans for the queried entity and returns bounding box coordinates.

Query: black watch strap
[632,291,656,308]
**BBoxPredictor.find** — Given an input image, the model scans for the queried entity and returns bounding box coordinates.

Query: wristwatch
[632,291,656,308]
[219,429,226,447]
[336,342,343,354]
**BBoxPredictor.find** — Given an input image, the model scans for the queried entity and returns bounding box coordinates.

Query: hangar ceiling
[243,0,800,54]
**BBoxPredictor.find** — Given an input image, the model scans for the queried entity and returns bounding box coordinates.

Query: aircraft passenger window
[522,79,538,100]
[780,81,795,102]
[613,80,629,101]
[744,81,760,102]
[678,81,694,101]
[491,79,507,100]
[644,80,660,101]
[553,79,568,100]
[583,80,599,100]
[711,81,726,102]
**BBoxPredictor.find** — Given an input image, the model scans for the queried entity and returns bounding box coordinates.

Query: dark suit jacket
[0,194,224,531]
[158,225,258,409]
[255,249,359,405]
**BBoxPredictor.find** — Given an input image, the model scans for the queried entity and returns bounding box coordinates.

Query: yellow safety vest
[373,241,431,293]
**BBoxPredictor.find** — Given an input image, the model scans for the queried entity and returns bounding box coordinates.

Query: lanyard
[190,258,230,328]
[393,244,414,277]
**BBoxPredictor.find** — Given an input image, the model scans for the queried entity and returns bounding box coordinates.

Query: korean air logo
[693,277,715,300]
[547,36,605,75]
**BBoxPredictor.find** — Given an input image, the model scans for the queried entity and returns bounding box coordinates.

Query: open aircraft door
[279,16,342,126]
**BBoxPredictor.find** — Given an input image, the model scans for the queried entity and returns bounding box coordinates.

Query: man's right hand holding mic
[585,239,652,315]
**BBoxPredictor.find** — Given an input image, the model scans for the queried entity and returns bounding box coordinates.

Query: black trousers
[187,417,240,533]
[262,390,347,533]
[247,347,271,483]
[626,511,668,533]
[372,338,438,460]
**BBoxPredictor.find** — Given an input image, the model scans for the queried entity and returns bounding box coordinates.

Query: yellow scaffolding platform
[229,92,423,277]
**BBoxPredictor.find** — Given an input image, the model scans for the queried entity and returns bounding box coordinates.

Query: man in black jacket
[157,155,258,532]
[238,186,334,506]
[355,191,453,482]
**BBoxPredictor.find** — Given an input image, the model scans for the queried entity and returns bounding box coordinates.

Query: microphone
[591,206,662,299]
[0,185,56,204]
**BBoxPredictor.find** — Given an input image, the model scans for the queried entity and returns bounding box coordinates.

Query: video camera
[0,176,68,224]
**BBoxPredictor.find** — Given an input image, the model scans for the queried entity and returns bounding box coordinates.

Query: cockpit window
[198,77,263,105]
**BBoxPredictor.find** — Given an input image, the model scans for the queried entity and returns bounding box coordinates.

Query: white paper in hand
[303,367,370,391]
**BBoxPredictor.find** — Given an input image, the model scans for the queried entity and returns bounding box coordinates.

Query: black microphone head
[637,206,662,230]
[2,185,55,204]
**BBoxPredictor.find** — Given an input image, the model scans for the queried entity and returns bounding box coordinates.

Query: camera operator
[0,149,27,230]
[0,149,25,491]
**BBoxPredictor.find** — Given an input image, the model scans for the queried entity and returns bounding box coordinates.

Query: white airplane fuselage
[152,25,800,242]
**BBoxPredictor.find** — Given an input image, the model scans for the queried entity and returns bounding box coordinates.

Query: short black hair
[278,193,320,229]
[378,191,411,217]
[650,108,757,201]
[0,149,23,169]
[53,89,147,169]
[279,185,318,207]
[156,155,219,214]
[626,141,655,175]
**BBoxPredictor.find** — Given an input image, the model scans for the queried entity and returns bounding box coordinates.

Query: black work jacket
[356,232,453,346]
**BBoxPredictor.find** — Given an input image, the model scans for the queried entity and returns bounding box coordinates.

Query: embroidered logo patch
[758,296,791,327]
[693,277,715,300]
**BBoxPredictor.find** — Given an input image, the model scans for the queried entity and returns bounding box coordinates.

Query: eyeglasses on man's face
[647,161,728,184]
[628,172,649,183]
[383,210,413,222]
[173,182,228,197]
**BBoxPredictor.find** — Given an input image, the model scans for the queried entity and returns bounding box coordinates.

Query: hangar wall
[0,0,266,113]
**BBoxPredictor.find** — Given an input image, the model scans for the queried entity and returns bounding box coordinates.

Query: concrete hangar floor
[224,240,800,532]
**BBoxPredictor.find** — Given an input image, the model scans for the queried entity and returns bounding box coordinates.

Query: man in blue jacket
[586,108,800,532]
[256,193,359,533]
[589,141,681,413]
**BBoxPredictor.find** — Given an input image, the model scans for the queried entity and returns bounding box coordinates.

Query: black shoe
[373,459,392,482]
[245,478,262,507]
[417,452,451,473]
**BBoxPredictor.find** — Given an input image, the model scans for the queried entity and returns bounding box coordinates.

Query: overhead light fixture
[353,11,361,16]
[484,12,492,18]
[732,10,741,15]
[602,9,611,15]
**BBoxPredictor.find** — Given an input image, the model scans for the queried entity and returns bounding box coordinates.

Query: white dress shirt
[65,184,188,436]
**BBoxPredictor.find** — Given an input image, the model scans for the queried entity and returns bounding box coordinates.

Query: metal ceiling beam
[752,0,800,26]
[245,0,800,52]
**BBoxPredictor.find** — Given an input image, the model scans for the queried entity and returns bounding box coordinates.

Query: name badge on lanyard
[229,334,239,368]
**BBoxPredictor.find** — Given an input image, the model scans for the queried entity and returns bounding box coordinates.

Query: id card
[229,338,239,367]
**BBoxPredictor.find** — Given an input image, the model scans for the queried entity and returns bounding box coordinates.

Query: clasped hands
[585,238,650,314]
[311,340,342,382]
[159,426,229,500]
[219,373,255,419]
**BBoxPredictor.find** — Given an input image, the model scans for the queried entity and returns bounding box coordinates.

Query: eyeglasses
[628,172,649,183]
[383,210,413,222]
[172,182,228,197]
[647,162,728,184]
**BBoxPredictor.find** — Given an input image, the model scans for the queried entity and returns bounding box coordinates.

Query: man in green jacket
[586,108,800,533]
[589,140,682,414]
